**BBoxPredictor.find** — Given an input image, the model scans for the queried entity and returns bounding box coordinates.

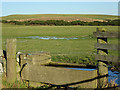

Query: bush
[2,19,120,26]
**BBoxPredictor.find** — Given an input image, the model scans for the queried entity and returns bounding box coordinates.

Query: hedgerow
[1,19,120,26]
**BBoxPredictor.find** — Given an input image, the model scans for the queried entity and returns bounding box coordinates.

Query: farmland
[2,23,118,64]
[1,14,119,64]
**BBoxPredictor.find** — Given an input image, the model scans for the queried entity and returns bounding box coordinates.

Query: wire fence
[14,38,97,64]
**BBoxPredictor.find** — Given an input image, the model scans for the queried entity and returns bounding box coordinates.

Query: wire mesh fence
[15,38,97,65]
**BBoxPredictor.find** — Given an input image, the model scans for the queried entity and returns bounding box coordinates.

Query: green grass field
[2,14,118,21]
[2,23,119,64]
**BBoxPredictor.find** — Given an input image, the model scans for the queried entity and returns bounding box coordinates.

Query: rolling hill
[2,14,118,22]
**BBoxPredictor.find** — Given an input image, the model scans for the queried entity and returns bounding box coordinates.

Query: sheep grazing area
[2,23,118,64]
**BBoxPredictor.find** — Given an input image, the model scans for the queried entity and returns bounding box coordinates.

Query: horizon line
[1,13,119,17]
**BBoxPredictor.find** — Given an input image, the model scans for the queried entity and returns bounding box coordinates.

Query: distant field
[2,23,118,64]
[2,23,118,39]
[2,14,118,22]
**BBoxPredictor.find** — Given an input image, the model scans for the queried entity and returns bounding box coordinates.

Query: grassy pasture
[2,23,119,64]
[2,14,118,21]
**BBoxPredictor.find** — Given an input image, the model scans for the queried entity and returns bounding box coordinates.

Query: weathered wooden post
[6,39,16,83]
[96,28,108,88]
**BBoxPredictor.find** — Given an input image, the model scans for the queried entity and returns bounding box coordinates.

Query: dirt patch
[12,16,105,22]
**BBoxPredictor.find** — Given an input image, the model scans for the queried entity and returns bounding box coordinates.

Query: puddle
[66,68,120,86]
[17,36,92,40]
[17,36,79,40]
[108,70,120,86]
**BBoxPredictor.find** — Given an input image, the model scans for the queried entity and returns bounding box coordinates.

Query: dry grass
[2,73,27,88]
[7,16,105,22]
[2,14,118,22]
[108,79,118,87]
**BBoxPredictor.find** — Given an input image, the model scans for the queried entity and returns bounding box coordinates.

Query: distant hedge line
[1,19,120,26]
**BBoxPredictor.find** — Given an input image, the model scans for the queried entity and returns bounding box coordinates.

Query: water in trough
[66,67,120,86]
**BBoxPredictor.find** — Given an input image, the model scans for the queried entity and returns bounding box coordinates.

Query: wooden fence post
[6,39,16,83]
[97,28,108,88]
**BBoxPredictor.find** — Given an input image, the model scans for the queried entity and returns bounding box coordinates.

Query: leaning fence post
[96,28,108,88]
[6,39,16,83]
